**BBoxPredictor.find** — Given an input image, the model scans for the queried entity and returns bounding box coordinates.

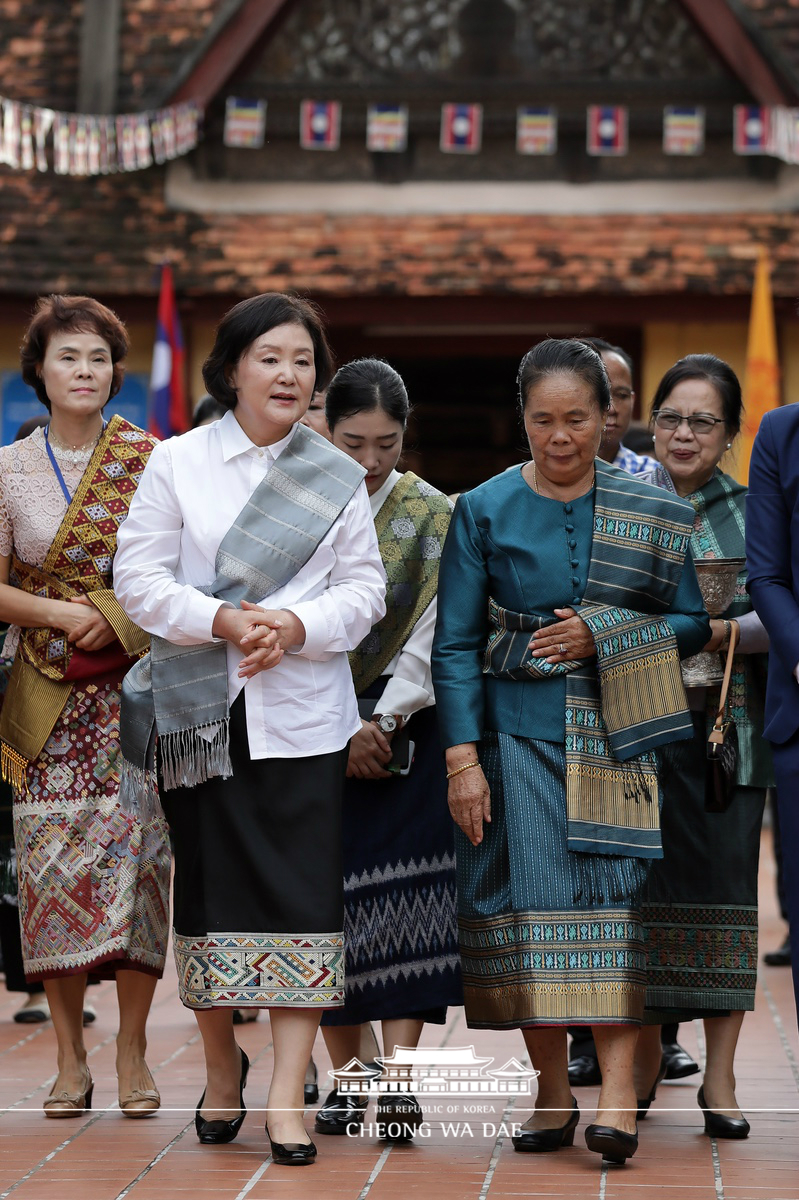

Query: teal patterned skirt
[456,732,649,1030]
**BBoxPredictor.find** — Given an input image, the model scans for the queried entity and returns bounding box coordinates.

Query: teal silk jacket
[431,465,710,749]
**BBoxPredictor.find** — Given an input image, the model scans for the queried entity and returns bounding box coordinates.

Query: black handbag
[705,624,739,814]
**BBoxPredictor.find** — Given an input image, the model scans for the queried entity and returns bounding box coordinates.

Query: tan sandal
[119,1085,161,1118]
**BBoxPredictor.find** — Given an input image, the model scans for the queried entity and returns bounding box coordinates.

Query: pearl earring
[726,442,732,449]
[652,434,656,444]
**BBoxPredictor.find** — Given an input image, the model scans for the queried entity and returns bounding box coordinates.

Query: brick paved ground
[1,827,796,1200]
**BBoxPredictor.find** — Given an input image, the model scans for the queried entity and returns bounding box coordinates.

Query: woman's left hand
[528,607,596,664]
[239,600,307,651]
[67,596,118,651]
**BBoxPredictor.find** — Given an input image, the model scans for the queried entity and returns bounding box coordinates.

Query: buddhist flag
[663,106,704,155]
[440,103,482,153]
[586,105,627,155]
[366,104,408,152]
[224,97,266,148]
[516,106,557,155]
[149,264,188,439]
[734,105,771,154]
[300,100,341,150]
[738,249,780,483]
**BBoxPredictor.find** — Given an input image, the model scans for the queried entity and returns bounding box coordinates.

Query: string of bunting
[0,94,202,175]
[222,97,799,163]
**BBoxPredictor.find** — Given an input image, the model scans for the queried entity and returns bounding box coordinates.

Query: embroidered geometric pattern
[643,901,758,1009]
[14,682,170,981]
[458,908,646,1027]
[13,416,157,681]
[350,472,452,693]
[173,931,345,1009]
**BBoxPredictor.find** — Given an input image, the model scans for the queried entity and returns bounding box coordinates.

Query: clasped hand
[528,607,596,664]
[213,599,306,679]
[60,595,117,651]
[346,720,393,780]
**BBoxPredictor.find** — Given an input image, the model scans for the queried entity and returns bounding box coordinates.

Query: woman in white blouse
[313,359,461,1143]
[114,295,385,1166]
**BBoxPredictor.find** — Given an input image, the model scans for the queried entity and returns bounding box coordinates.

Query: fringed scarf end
[159,720,232,792]
[571,850,651,908]
[119,757,164,821]
[1,743,28,796]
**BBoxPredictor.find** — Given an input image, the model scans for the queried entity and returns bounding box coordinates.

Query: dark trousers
[771,734,799,1029]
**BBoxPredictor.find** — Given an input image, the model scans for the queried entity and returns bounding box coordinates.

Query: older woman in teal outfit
[432,339,709,1167]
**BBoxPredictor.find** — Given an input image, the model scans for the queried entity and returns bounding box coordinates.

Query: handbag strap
[712,622,739,731]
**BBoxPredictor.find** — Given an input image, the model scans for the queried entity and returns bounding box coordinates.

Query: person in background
[635,354,771,1140]
[191,395,226,428]
[585,338,657,476]
[0,295,170,1116]
[300,389,330,439]
[763,796,791,967]
[316,359,461,1143]
[747,401,799,1029]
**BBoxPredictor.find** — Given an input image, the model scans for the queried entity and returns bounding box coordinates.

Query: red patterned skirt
[12,678,170,982]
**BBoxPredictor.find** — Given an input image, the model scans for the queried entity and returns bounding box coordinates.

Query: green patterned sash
[349,472,452,696]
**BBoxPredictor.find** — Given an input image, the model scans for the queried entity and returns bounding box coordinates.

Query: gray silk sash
[119,424,365,813]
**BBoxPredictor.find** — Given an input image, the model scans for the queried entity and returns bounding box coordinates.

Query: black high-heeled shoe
[266,1122,317,1165]
[512,1098,579,1152]
[637,1058,666,1120]
[584,1122,638,1164]
[697,1085,750,1139]
[304,1058,319,1106]
[195,1048,250,1145]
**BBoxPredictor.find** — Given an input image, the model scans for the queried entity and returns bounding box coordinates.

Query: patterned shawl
[483,460,697,896]
[349,472,452,696]
[0,416,155,791]
[646,464,773,788]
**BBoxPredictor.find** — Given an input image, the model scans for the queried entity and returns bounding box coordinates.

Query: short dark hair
[20,294,129,411]
[202,293,334,410]
[325,358,410,432]
[191,395,227,428]
[651,354,743,434]
[517,338,612,414]
[581,336,634,377]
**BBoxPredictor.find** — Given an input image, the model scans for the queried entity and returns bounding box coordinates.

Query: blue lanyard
[44,422,106,505]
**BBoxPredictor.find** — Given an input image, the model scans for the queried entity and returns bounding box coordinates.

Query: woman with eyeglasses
[634,354,772,1140]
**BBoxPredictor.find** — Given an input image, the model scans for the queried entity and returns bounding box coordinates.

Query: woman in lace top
[0,295,170,1119]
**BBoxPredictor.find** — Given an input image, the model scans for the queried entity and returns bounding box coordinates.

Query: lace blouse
[0,427,95,658]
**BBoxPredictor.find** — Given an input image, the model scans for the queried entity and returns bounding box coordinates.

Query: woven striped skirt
[456,732,648,1030]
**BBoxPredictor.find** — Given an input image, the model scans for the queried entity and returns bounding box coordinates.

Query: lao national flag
[300,100,341,150]
[734,105,771,155]
[149,264,188,439]
[587,105,628,156]
[440,103,482,153]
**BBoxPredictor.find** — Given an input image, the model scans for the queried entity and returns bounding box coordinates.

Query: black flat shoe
[304,1058,319,1106]
[637,1058,666,1120]
[375,1092,424,1142]
[313,1088,368,1135]
[512,1098,579,1152]
[585,1123,638,1164]
[697,1086,750,1139]
[763,935,791,967]
[195,1048,249,1145]
[266,1123,317,1165]
[662,1041,700,1080]
[567,1054,602,1087]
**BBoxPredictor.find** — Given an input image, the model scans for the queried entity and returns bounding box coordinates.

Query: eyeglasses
[652,410,726,435]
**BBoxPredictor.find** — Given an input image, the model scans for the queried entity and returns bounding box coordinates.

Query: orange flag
[738,249,780,483]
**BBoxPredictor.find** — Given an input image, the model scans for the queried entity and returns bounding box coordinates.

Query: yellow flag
[738,249,780,483]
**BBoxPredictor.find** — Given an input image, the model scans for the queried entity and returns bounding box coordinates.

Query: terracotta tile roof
[1,157,797,301]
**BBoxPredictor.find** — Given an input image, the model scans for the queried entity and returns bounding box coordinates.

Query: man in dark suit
[747,403,799,1026]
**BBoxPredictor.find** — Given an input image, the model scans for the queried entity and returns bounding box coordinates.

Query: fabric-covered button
[564,504,573,514]
[572,576,580,587]
[571,559,579,568]
[569,539,577,549]
[565,523,574,533]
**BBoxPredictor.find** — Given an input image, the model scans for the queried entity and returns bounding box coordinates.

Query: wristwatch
[374,713,400,734]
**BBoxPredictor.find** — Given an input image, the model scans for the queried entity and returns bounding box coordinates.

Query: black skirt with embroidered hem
[160,692,348,1011]
[321,703,462,1027]
[641,713,764,1017]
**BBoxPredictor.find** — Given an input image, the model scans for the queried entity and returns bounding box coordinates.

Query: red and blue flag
[734,105,771,155]
[149,264,188,439]
[300,100,341,150]
[586,105,628,156]
[440,103,482,153]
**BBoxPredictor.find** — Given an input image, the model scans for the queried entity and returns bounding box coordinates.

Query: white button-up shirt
[114,412,386,758]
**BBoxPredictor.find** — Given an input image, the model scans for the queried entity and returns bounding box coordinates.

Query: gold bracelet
[446,760,481,780]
